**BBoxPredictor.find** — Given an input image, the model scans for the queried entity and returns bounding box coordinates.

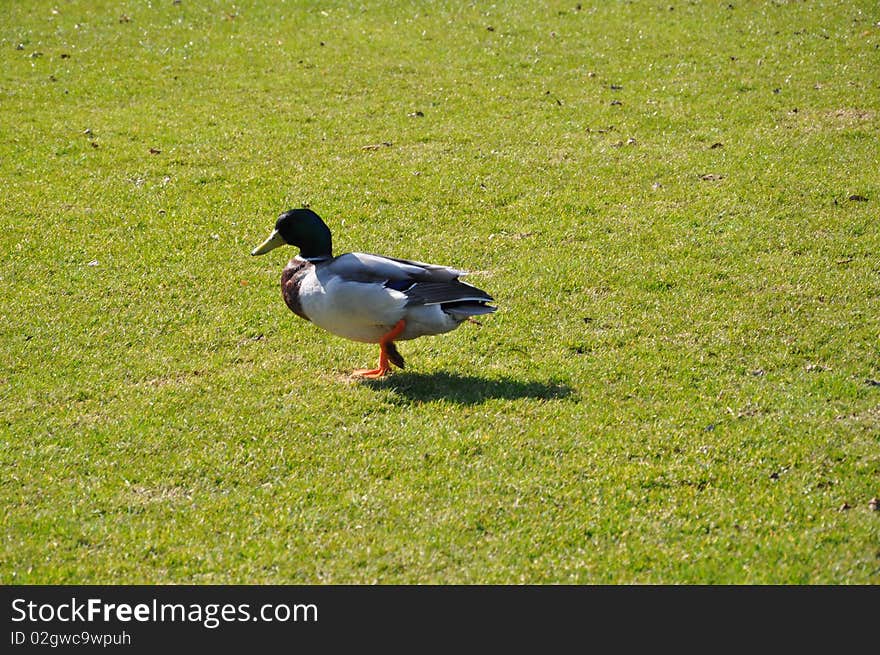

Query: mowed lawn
[1,0,878,583]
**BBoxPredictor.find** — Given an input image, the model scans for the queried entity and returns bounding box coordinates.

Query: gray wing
[325,252,495,312]
[402,280,494,306]
[325,252,466,283]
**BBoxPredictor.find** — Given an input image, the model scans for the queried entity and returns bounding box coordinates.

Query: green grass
[2,0,878,583]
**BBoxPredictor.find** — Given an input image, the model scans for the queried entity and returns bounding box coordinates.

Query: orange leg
[353,320,406,379]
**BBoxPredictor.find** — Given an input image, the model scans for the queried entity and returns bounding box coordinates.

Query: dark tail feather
[386,342,405,369]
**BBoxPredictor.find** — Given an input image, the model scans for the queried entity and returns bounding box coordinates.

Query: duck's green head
[251,208,333,260]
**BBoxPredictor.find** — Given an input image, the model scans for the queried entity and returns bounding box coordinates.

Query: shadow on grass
[361,371,575,405]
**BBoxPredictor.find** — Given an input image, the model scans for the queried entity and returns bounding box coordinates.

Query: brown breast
[281,258,313,322]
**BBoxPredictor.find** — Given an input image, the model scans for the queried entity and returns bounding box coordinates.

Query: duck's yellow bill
[251,229,285,256]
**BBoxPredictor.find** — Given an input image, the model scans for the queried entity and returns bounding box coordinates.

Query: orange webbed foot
[352,320,406,379]
[352,366,392,379]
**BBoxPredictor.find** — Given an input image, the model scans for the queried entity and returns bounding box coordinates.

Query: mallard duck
[251,208,496,378]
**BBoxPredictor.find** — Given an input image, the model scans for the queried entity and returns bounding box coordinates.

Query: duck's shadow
[360,371,575,405]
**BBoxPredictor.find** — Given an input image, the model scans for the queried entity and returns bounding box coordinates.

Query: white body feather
[295,254,489,343]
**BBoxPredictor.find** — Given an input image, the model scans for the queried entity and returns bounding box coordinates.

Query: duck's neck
[295,254,330,264]
[299,249,332,262]
[297,222,333,262]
